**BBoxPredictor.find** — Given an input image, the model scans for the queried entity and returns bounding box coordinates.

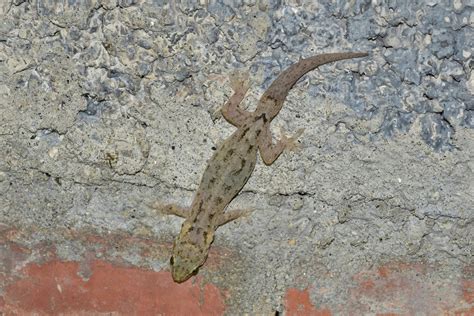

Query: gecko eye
[170,256,174,265]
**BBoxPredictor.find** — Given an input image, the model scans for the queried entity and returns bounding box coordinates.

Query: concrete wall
[1,0,472,314]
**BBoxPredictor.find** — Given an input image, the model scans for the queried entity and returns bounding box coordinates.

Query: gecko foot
[213,72,250,119]
[279,127,305,152]
[229,72,250,92]
[217,208,254,227]
[150,201,189,219]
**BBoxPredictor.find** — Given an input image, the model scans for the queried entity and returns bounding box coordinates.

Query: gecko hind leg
[150,202,190,218]
[258,124,305,165]
[220,73,252,127]
[217,208,254,227]
[279,127,305,152]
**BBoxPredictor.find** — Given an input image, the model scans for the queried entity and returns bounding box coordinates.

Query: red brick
[2,260,226,315]
[284,288,331,316]
[351,262,472,315]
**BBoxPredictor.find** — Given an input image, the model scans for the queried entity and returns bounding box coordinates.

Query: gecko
[153,52,368,283]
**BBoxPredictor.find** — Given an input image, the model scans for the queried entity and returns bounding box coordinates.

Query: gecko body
[155,52,368,283]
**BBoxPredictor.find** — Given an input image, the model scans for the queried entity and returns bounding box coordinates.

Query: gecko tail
[260,51,369,103]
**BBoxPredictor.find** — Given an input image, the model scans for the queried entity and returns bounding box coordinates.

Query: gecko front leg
[221,74,252,127]
[217,208,253,227]
[258,124,305,165]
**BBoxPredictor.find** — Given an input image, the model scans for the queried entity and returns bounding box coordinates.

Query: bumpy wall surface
[1,1,473,314]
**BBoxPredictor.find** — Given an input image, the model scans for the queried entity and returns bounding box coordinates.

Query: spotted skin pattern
[153,52,368,283]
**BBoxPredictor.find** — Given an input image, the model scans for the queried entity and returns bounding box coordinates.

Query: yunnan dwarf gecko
[153,52,368,283]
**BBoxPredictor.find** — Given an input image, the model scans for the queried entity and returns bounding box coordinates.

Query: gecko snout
[170,241,209,283]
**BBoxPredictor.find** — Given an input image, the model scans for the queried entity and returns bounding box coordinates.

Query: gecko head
[170,229,215,283]
[170,241,210,283]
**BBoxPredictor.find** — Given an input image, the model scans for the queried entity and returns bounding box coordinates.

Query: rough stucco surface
[0,0,473,314]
